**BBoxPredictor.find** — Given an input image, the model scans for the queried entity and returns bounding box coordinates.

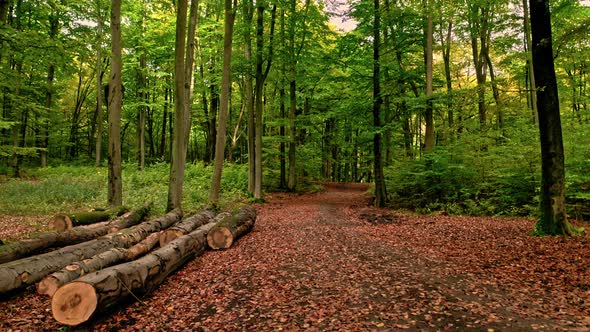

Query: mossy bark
[51,206,128,231]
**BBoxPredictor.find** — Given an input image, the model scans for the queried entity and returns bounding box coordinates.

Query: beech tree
[530,0,578,236]
[209,0,237,206]
[167,0,190,211]
[107,0,123,206]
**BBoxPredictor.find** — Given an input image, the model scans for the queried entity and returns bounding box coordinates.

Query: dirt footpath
[1,183,590,331]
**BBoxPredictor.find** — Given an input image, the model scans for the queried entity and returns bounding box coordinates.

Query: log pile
[0,204,257,327]
[52,222,217,326]
[0,208,180,294]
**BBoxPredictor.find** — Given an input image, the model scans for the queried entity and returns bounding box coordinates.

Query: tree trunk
[0,209,181,294]
[159,84,169,159]
[51,206,128,231]
[242,0,255,194]
[38,231,161,297]
[94,0,105,167]
[0,204,151,264]
[52,222,215,326]
[209,0,236,206]
[41,4,59,168]
[530,0,577,236]
[372,0,387,207]
[523,0,538,124]
[107,0,123,206]
[160,210,215,246]
[167,0,189,211]
[183,0,199,143]
[423,4,434,152]
[441,19,453,130]
[207,206,256,249]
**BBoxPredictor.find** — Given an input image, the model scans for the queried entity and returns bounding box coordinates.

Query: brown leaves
[1,184,590,330]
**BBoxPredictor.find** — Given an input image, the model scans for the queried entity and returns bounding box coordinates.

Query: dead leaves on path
[1,187,590,331]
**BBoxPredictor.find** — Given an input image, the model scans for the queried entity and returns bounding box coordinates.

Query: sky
[324,0,358,33]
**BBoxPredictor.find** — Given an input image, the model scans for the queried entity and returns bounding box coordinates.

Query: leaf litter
[1,183,589,331]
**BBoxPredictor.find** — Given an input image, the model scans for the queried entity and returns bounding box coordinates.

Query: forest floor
[1,183,590,331]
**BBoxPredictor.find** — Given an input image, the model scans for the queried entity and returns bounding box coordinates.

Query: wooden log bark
[159,210,216,246]
[38,232,161,297]
[0,209,182,294]
[51,206,128,231]
[52,222,216,326]
[207,206,256,250]
[0,203,152,265]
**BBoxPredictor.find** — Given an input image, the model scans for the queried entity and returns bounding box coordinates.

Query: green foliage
[0,163,248,216]
[386,121,541,217]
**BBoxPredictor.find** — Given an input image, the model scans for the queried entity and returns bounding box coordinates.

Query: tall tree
[41,1,60,168]
[243,0,255,194]
[209,0,236,206]
[94,0,105,167]
[522,0,538,124]
[107,0,123,206]
[253,2,276,199]
[530,0,577,236]
[167,0,189,211]
[373,0,387,207]
[423,0,434,152]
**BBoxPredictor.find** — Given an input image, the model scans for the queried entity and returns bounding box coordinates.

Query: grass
[0,162,249,216]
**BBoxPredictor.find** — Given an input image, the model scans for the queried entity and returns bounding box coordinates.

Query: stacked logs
[0,205,257,327]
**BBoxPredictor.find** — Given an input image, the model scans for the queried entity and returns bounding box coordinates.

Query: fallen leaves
[1,184,589,330]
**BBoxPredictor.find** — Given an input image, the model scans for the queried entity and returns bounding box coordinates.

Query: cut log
[51,206,128,231]
[52,222,216,326]
[159,210,216,246]
[0,209,182,294]
[0,203,152,265]
[38,232,161,297]
[207,206,256,250]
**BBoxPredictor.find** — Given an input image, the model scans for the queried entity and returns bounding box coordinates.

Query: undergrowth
[0,162,248,215]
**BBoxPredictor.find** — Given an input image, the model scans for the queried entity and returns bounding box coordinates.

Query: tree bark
[51,206,128,231]
[209,0,236,206]
[38,231,161,297]
[530,0,577,236]
[424,3,434,152]
[243,0,255,194]
[207,206,256,250]
[159,209,215,246]
[94,7,104,167]
[107,0,123,206]
[0,209,181,294]
[372,0,387,207]
[52,222,216,326]
[0,204,150,264]
[183,0,199,143]
[167,0,189,211]
[523,0,538,124]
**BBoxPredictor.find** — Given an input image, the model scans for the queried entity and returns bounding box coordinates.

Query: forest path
[2,183,589,331]
[91,183,590,331]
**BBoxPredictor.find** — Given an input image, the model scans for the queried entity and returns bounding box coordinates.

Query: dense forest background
[0,0,589,222]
